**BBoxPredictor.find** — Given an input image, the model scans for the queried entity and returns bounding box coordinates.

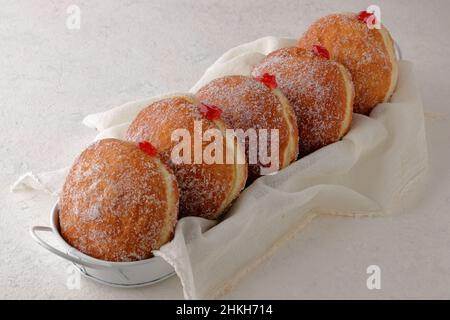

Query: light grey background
[1,0,450,299]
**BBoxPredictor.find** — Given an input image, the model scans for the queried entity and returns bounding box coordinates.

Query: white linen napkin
[11,36,428,299]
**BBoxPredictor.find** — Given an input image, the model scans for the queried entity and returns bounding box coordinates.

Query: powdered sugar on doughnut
[196,75,297,181]
[59,138,178,262]
[298,13,397,114]
[252,47,353,155]
[126,96,247,220]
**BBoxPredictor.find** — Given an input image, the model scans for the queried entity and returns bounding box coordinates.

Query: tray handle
[30,226,108,269]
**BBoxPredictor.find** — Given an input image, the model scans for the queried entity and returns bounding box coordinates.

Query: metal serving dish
[29,202,175,288]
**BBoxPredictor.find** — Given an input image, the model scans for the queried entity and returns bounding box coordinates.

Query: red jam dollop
[199,103,222,120]
[256,73,278,89]
[312,45,330,60]
[357,10,374,23]
[138,141,158,157]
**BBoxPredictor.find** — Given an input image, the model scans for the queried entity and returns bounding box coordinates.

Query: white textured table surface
[1,0,450,299]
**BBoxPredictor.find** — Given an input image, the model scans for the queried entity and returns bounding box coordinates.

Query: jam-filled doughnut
[59,138,179,262]
[126,94,247,220]
[298,12,398,115]
[252,47,354,156]
[196,75,299,182]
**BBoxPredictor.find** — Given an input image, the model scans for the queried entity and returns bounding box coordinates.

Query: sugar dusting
[298,13,394,114]
[59,139,177,262]
[126,96,244,220]
[196,75,292,181]
[252,47,350,155]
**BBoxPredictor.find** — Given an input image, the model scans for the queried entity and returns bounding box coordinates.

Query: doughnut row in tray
[58,11,398,262]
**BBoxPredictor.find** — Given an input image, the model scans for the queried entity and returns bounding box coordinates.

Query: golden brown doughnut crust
[126,95,247,220]
[298,13,397,115]
[59,138,179,262]
[252,47,354,156]
[196,75,299,182]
